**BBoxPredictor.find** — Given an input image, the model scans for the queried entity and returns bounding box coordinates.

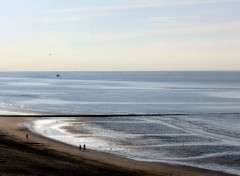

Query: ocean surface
[0,71,240,175]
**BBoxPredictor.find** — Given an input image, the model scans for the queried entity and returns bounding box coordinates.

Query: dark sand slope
[0,134,138,176]
[0,117,236,176]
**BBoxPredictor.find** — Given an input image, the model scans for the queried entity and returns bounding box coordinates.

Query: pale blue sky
[0,0,240,71]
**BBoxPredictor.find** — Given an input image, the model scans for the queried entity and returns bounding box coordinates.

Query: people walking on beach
[83,144,86,151]
[26,134,28,140]
[79,145,82,151]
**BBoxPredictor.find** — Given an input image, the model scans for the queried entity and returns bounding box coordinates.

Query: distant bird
[49,53,52,56]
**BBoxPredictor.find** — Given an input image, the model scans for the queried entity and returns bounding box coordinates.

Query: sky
[0,0,240,71]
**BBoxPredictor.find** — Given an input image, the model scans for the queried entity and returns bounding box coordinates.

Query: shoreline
[0,116,236,176]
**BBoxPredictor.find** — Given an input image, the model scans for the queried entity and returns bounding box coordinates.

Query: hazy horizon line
[0,70,239,72]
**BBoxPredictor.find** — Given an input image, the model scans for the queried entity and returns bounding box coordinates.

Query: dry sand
[0,116,236,176]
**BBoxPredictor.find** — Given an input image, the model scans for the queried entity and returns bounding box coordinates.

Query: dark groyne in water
[0,112,239,118]
[0,113,185,118]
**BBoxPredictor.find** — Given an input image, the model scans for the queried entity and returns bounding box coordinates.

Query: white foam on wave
[209,92,240,99]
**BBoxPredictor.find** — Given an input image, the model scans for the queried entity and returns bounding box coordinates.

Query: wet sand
[0,116,235,176]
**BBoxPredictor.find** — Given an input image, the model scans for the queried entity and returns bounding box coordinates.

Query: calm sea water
[1,71,240,115]
[1,71,240,175]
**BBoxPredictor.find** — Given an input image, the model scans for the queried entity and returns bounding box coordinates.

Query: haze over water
[1,71,240,175]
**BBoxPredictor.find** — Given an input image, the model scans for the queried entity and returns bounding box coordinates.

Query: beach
[0,72,240,175]
[0,116,235,176]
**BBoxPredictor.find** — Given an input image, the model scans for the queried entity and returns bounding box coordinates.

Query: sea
[0,71,240,175]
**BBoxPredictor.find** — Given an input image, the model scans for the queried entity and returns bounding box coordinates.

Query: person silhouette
[83,144,86,151]
[79,145,82,151]
[26,134,28,140]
